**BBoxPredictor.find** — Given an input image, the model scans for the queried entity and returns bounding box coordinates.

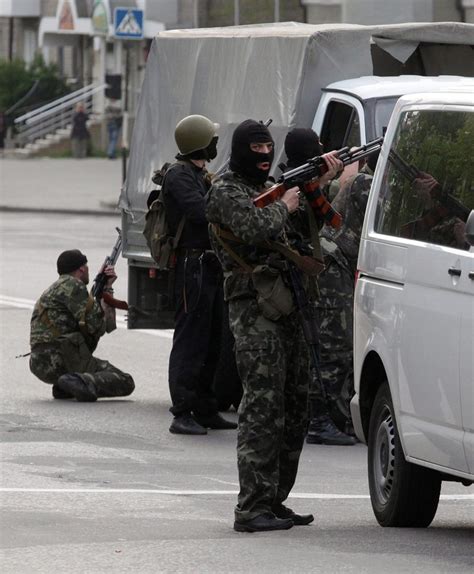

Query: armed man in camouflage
[310,150,380,439]
[29,249,135,401]
[206,119,342,533]
[283,128,357,446]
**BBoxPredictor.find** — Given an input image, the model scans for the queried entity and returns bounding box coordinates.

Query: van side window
[374,110,473,251]
[320,101,361,151]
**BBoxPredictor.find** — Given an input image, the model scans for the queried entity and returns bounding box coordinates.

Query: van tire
[368,382,441,527]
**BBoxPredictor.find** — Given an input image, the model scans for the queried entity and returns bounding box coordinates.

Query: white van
[351,88,474,527]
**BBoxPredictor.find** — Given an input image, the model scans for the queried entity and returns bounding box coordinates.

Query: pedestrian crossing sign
[114,7,144,39]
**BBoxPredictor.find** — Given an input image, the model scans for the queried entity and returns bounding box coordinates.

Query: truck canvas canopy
[120,20,474,214]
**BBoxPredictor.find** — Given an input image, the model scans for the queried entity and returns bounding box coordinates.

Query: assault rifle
[388,148,469,222]
[91,227,129,310]
[286,262,327,402]
[253,137,384,228]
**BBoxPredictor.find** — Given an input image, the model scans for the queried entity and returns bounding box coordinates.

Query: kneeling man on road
[29,249,135,401]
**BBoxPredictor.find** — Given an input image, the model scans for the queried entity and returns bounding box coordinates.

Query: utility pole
[234,0,240,25]
[121,42,130,184]
[274,0,280,22]
[193,0,199,28]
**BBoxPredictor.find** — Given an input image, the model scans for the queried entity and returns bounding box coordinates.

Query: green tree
[0,55,69,114]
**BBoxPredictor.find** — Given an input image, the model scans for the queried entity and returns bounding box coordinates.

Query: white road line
[0,295,174,339]
[0,488,472,500]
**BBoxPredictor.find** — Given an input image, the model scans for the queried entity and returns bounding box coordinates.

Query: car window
[374,109,474,251]
[320,101,361,151]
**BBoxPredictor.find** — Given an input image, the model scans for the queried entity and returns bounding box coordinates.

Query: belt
[177,248,214,257]
[31,341,58,352]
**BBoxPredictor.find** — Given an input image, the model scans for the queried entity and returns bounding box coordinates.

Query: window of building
[375,109,474,251]
[23,28,37,65]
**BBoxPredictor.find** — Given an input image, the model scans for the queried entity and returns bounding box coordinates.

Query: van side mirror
[466,210,474,248]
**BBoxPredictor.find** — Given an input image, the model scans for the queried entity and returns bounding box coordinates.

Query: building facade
[1,0,472,118]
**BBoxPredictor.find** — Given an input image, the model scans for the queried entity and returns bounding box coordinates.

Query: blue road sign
[114,8,144,39]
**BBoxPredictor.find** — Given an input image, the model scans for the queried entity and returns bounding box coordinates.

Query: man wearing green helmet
[163,114,237,435]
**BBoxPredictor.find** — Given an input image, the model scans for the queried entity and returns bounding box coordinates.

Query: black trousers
[168,251,223,417]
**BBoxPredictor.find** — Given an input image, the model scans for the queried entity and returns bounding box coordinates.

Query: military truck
[119,21,474,329]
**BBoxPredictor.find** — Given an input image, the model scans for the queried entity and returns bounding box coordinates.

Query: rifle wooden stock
[102,292,129,311]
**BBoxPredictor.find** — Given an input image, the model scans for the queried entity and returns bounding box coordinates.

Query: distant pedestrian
[70,102,90,158]
[104,99,122,159]
[29,249,135,401]
[0,111,6,150]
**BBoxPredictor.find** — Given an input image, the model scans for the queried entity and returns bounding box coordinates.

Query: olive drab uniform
[30,274,134,397]
[314,165,373,429]
[206,171,312,523]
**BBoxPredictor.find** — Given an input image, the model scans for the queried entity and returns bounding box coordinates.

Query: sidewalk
[0,158,126,216]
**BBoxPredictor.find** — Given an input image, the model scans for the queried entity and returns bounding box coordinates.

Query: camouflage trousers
[29,332,135,398]
[229,297,310,522]
[312,256,354,426]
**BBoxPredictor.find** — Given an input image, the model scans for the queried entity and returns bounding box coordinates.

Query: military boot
[56,373,97,402]
[306,414,357,446]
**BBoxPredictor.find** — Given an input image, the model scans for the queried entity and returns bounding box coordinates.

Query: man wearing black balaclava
[206,120,342,532]
[283,128,358,447]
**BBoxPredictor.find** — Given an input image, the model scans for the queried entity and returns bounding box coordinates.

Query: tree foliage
[0,55,70,115]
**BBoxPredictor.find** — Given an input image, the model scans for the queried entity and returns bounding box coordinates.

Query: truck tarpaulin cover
[120,21,474,216]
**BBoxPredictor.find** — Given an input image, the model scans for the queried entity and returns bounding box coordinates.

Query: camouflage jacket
[320,165,373,273]
[30,274,105,349]
[206,171,315,301]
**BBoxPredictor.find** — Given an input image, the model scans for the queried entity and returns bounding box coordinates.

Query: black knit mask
[229,120,274,184]
[284,128,323,169]
[57,249,87,274]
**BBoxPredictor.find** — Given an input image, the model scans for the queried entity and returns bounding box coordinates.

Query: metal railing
[14,83,107,148]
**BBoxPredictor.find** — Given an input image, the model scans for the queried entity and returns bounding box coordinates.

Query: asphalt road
[0,169,473,573]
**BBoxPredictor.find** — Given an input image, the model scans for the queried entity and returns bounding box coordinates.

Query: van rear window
[375,109,474,251]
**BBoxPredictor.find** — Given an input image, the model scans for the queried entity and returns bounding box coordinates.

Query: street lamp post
[274,0,280,22]
[234,0,239,25]
[193,0,199,28]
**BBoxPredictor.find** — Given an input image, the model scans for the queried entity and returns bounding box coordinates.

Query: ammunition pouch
[251,265,294,321]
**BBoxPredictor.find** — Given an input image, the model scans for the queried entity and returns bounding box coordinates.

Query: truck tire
[368,382,441,527]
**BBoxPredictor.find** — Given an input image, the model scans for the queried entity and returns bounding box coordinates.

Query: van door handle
[469,272,474,280]
[448,267,462,277]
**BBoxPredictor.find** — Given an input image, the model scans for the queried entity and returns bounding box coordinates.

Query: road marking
[0,488,472,500]
[0,295,174,339]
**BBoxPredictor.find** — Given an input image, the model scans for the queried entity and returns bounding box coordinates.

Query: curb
[0,206,120,217]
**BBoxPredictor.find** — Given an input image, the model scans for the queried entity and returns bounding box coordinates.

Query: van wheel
[368,382,441,527]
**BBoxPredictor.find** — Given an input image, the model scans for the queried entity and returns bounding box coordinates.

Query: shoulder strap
[37,302,62,339]
[210,224,254,273]
[302,196,324,263]
[210,224,324,276]
[78,294,96,334]
[161,161,187,245]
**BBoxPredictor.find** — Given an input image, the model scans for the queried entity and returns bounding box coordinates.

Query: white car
[351,87,474,527]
